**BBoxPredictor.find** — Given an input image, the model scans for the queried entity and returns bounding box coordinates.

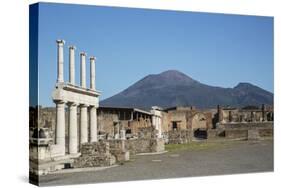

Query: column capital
[68,102,78,107]
[88,105,97,108]
[80,52,87,56]
[56,39,65,46]
[80,104,89,107]
[68,45,76,50]
[53,100,66,104]
[89,56,97,61]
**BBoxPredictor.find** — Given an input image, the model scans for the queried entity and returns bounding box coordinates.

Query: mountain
[100,70,273,109]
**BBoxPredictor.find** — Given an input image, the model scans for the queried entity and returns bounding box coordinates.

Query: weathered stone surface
[150,139,165,152]
[225,129,248,140]
[259,128,273,137]
[221,122,273,129]
[168,130,192,144]
[248,130,260,140]
[207,129,218,139]
[73,141,115,168]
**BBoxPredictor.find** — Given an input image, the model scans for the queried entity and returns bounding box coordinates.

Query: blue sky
[36,3,273,107]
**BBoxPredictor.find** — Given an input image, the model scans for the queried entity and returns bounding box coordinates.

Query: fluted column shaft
[90,107,98,142]
[55,101,65,155]
[80,105,88,144]
[68,103,78,154]
[80,52,87,88]
[69,46,76,84]
[56,40,65,83]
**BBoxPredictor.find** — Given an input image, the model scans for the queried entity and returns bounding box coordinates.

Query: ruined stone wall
[128,118,152,136]
[137,127,156,139]
[73,141,116,168]
[216,122,273,140]
[167,130,192,144]
[38,107,56,130]
[204,112,213,129]
[221,109,239,122]
[161,111,169,133]
[125,138,165,155]
[221,109,267,123]
[191,113,207,130]
[163,110,188,131]
[37,107,72,139]
[219,122,273,129]
[107,140,130,162]
[97,112,118,138]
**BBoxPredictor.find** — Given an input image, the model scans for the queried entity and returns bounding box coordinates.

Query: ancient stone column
[80,104,88,144]
[120,129,126,140]
[217,105,222,123]
[262,104,266,121]
[250,111,254,122]
[90,107,98,142]
[56,40,65,83]
[68,103,78,154]
[158,117,162,138]
[152,116,156,128]
[229,111,232,122]
[55,101,65,155]
[69,46,76,85]
[80,52,87,88]
[89,56,96,90]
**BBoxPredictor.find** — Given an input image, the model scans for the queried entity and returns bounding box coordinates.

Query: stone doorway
[191,113,208,141]
[193,128,207,140]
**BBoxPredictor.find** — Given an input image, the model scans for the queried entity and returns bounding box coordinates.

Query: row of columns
[55,40,98,155]
[56,40,96,90]
[55,102,98,155]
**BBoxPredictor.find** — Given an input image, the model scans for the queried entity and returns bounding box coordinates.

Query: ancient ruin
[29,40,273,177]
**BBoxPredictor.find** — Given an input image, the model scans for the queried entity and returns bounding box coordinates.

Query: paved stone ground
[39,139,273,186]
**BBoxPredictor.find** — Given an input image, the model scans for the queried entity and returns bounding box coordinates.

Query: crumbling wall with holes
[73,141,116,168]
[167,130,192,144]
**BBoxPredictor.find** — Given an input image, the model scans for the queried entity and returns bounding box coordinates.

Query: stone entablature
[52,83,100,106]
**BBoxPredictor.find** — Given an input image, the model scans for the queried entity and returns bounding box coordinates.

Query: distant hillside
[100,70,273,109]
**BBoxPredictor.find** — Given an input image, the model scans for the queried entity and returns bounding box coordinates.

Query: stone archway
[191,113,208,140]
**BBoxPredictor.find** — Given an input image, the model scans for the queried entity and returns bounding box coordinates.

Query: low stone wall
[207,129,220,139]
[167,130,192,144]
[214,122,273,140]
[259,128,273,137]
[150,139,165,153]
[73,141,116,168]
[225,129,248,140]
[138,127,158,139]
[125,138,165,155]
[74,138,164,168]
[219,122,273,129]
[224,128,273,140]
[108,140,130,162]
